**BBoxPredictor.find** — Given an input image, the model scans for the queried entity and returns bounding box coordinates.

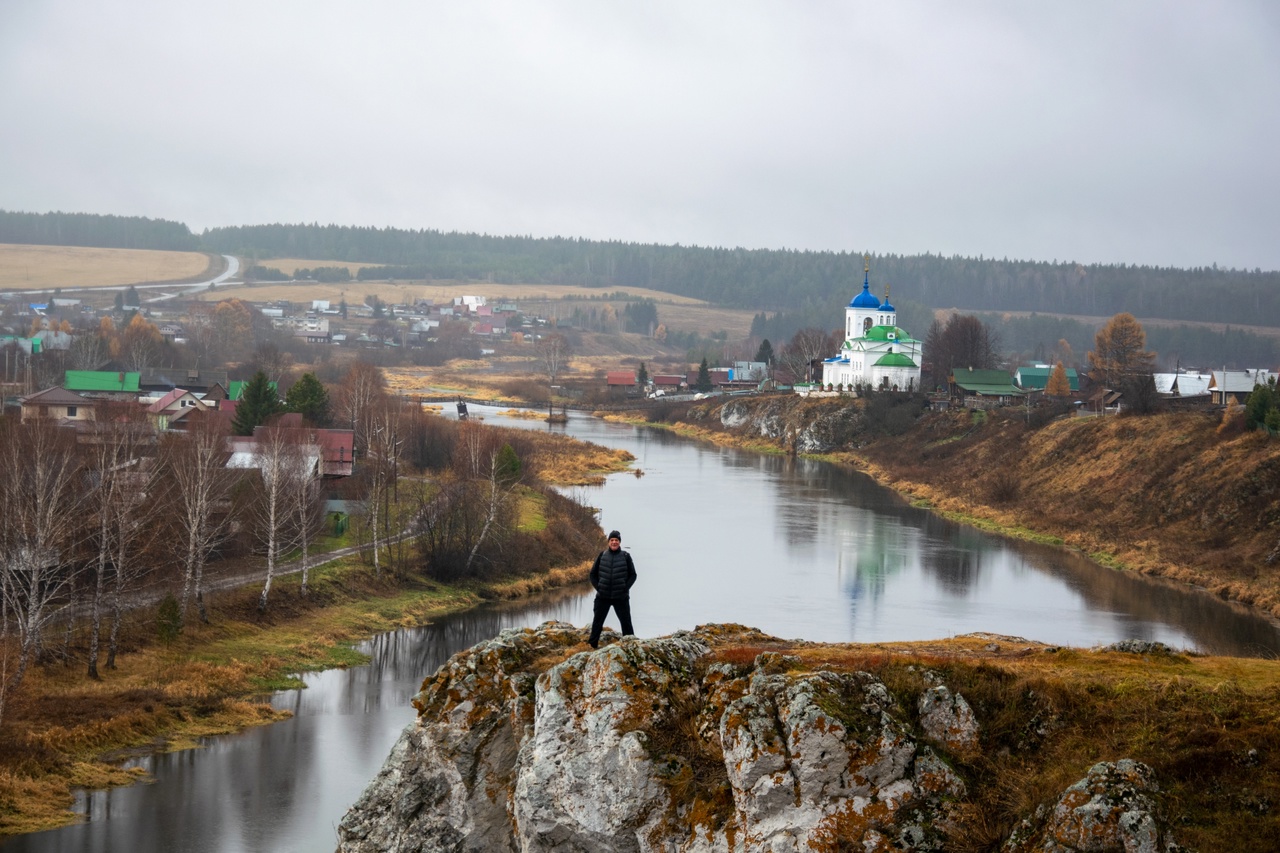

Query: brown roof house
[19,386,99,423]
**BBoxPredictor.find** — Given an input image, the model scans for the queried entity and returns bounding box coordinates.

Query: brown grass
[205,277,710,308]
[860,407,1280,618]
[0,500,598,838]
[698,635,1280,851]
[0,244,216,290]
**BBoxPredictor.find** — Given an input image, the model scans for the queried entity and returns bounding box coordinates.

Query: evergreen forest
[4,210,1278,368]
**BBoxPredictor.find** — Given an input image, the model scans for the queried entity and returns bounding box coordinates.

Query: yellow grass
[0,244,214,290]
[206,276,710,307]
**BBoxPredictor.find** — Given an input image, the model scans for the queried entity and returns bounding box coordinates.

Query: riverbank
[0,553,595,837]
[603,395,1280,621]
[0,419,626,838]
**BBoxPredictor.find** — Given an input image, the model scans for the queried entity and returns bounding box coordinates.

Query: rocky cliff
[337,623,1191,853]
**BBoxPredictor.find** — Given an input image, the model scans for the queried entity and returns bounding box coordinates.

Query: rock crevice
[337,623,1177,853]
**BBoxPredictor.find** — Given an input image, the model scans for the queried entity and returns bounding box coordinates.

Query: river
[6,405,1278,852]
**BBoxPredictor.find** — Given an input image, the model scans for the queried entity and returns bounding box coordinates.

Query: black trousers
[589,596,633,646]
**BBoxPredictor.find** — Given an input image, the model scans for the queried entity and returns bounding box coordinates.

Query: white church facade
[821,258,923,392]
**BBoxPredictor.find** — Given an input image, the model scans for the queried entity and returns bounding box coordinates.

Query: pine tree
[755,339,774,364]
[1245,379,1276,431]
[286,372,331,426]
[696,358,713,392]
[232,371,283,436]
[637,362,649,386]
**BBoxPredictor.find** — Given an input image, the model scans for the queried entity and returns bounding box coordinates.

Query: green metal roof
[863,325,915,342]
[951,368,1024,396]
[227,380,279,401]
[1016,366,1079,392]
[874,352,918,367]
[64,370,141,392]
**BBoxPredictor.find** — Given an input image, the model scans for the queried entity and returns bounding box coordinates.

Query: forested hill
[5,211,1279,328]
[0,210,198,251]
[200,223,1280,329]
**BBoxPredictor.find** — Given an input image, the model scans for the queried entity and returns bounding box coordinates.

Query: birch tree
[337,360,387,458]
[290,450,326,596]
[160,415,233,625]
[0,420,85,720]
[250,426,315,611]
[84,410,154,678]
[363,404,401,578]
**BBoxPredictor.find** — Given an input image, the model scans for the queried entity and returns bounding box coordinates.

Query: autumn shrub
[986,467,1022,504]
[498,378,550,403]
[157,595,182,644]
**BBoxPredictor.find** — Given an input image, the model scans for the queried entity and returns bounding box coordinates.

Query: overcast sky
[2,1,1278,271]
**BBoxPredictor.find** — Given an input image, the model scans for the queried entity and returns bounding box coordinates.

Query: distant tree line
[199,223,1280,328]
[9,211,1280,338]
[0,210,198,251]
[983,312,1279,371]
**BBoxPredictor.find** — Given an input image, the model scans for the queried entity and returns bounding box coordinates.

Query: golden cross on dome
[864,253,870,273]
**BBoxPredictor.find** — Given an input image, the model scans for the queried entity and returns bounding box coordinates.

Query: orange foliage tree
[1045,361,1072,396]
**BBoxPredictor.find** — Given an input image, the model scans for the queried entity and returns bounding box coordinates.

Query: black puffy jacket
[590,547,636,599]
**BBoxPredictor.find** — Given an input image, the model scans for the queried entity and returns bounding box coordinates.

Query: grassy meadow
[0,244,215,290]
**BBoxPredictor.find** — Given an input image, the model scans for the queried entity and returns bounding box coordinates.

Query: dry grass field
[212,274,709,307]
[0,244,215,290]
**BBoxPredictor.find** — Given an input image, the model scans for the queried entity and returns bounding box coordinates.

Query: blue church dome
[850,280,879,309]
[879,298,895,312]
[849,257,880,308]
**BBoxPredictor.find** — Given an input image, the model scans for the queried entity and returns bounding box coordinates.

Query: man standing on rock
[588,530,636,648]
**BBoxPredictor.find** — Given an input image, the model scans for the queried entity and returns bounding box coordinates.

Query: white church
[821,257,923,391]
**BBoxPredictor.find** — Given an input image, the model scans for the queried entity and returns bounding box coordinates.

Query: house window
[66,406,77,417]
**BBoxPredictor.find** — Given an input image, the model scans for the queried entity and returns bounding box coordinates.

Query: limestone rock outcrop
[337,623,1177,853]
[1004,760,1178,853]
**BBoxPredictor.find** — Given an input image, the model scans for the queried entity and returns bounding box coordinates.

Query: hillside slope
[664,397,1280,619]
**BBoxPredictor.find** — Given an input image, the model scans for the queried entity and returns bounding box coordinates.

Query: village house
[145,388,211,431]
[63,370,143,401]
[138,367,230,398]
[1153,372,1213,398]
[606,371,637,396]
[949,368,1026,408]
[1014,364,1079,394]
[1208,369,1276,405]
[18,386,98,423]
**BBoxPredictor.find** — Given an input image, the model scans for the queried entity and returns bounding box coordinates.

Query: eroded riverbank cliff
[339,622,1280,852]
[644,395,1280,620]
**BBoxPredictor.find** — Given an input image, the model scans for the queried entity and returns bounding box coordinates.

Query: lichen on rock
[336,623,1179,853]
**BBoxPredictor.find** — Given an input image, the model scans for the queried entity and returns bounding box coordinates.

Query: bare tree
[923,315,999,387]
[0,420,85,720]
[537,333,570,387]
[69,331,109,370]
[413,424,519,581]
[83,409,155,678]
[249,426,314,612]
[159,415,234,624]
[778,327,836,383]
[363,403,402,578]
[337,360,388,458]
[290,448,326,596]
[249,341,291,384]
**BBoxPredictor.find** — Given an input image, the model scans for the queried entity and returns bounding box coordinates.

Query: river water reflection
[7,405,1278,853]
